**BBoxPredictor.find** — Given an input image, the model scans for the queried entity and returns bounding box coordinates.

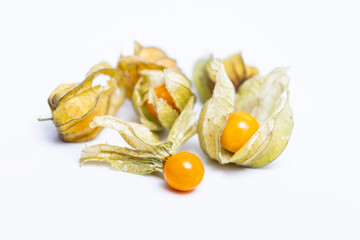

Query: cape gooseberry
[163,152,204,191]
[145,85,179,119]
[220,111,260,153]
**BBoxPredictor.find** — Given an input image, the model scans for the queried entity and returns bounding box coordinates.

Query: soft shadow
[36,119,65,144]
[203,156,250,173]
[161,182,195,195]
[178,137,249,173]
[146,171,164,179]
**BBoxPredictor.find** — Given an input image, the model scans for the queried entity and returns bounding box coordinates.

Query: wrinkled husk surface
[47,62,125,142]
[131,69,195,131]
[198,59,294,167]
[116,42,180,97]
[193,54,258,103]
[80,96,198,174]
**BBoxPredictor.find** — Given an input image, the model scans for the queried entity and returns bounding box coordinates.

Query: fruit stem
[38,117,53,121]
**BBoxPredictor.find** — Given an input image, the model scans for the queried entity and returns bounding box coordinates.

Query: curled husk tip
[193,53,258,103]
[198,58,294,168]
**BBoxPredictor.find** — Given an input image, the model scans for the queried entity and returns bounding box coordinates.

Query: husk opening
[198,59,294,167]
[131,69,194,131]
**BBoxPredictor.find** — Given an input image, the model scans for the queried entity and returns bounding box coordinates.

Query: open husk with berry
[80,97,204,191]
[198,59,294,167]
[131,69,195,131]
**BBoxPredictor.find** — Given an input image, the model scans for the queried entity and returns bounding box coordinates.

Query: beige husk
[198,59,294,167]
[80,96,197,174]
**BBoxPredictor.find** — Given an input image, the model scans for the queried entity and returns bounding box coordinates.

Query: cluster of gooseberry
[163,111,258,192]
[142,86,258,191]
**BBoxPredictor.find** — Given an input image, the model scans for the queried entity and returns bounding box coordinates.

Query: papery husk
[80,97,197,174]
[198,59,294,167]
[89,115,171,157]
[117,42,180,97]
[46,62,125,142]
[166,96,198,152]
[193,54,258,103]
[131,69,195,131]
[80,144,163,174]
[198,59,235,163]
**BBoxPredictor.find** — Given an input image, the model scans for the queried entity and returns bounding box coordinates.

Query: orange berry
[145,85,178,119]
[220,111,260,153]
[144,100,158,119]
[163,152,204,191]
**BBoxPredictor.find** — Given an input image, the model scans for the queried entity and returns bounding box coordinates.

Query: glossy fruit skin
[163,152,204,191]
[145,85,179,119]
[220,111,260,153]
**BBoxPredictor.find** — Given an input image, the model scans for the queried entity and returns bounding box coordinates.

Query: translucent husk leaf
[198,60,294,167]
[198,59,235,162]
[90,115,171,158]
[193,54,259,103]
[235,67,290,124]
[117,42,180,97]
[149,88,179,130]
[81,97,198,174]
[164,69,193,112]
[193,57,215,103]
[47,62,125,142]
[131,69,195,131]
[131,71,163,131]
[229,91,294,167]
[80,144,163,174]
[166,96,197,152]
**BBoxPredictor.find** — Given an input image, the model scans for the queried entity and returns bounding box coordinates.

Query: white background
[1,0,360,239]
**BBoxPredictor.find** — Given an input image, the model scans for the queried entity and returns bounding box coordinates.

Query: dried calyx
[39,62,125,142]
[198,58,294,168]
[80,96,198,174]
[193,53,258,102]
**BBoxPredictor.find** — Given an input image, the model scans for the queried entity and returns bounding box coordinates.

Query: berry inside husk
[145,85,178,119]
[220,111,260,153]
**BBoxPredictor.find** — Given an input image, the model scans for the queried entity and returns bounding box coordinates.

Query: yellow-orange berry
[145,85,178,119]
[163,152,204,191]
[220,111,260,153]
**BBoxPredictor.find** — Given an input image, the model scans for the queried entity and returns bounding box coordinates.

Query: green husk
[198,59,294,167]
[198,59,235,163]
[167,96,197,152]
[193,58,213,103]
[80,144,163,174]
